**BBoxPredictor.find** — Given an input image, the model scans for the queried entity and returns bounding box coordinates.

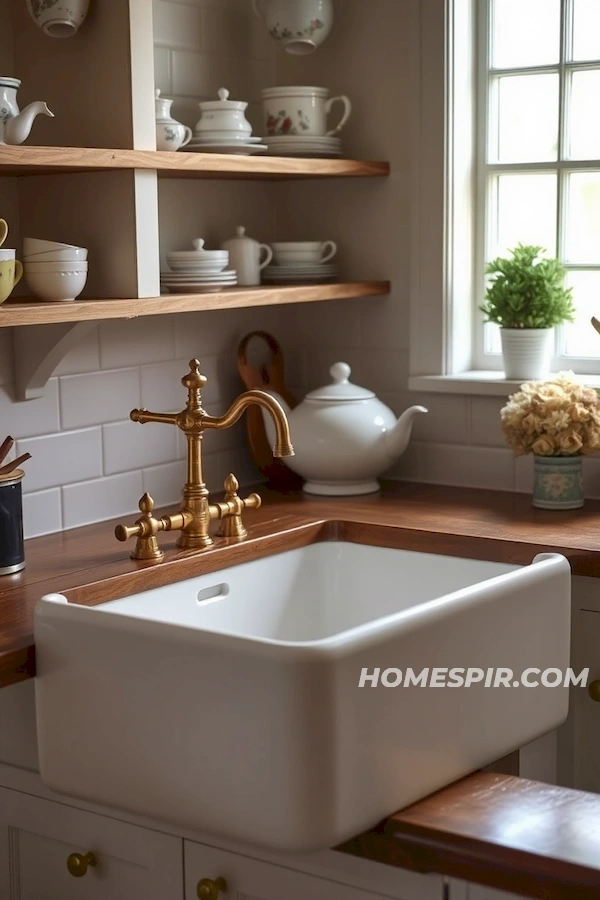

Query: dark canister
[0,469,25,574]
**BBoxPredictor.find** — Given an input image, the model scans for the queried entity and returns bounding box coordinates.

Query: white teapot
[262,362,427,495]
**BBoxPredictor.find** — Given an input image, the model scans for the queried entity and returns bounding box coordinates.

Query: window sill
[409,371,600,396]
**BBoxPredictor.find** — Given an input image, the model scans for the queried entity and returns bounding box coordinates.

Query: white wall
[2,0,584,543]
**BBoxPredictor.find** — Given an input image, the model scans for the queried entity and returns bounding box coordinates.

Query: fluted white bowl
[25,269,87,302]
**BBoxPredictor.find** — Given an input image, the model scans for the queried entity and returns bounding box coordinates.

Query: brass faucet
[115,359,294,561]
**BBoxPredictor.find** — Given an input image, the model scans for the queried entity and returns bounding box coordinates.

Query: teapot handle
[252,0,266,19]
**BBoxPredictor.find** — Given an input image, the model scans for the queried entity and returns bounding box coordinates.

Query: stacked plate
[161,239,238,293]
[264,135,343,157]
[262,262,339,285]
[183,135,268,155]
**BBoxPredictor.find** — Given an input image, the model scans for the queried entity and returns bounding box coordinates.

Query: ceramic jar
[221,227,273,286]
[155,90,192,151]
[533,455,584,510]
[194,88,252,142]
[253,0,334,54]
[26,0,90,37]
[262,86,351,137]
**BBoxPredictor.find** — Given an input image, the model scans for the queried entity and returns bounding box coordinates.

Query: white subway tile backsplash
[17,428,103,493]
[171,49,215,97]
[514,454,533,494]
[54,325,100,376]
[417,442,515,491]
[140,358,193,410]
[154,0,202,50]
[103,419,178,475]
[62,471,143,529]
[142,460,185,507]
[154,46,172,94]
[0,379,60,439]
[411,395,470,445]
[470,397,507,448]
[0,330,14,386]
[200,5,251,58]
[22,488,62,539]
[59,368,140,430]
[99,317,176,369]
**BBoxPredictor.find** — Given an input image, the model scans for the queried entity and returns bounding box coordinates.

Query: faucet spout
[203,389,295,458]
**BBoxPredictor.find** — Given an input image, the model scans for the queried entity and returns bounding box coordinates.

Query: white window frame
[408,0,600,396]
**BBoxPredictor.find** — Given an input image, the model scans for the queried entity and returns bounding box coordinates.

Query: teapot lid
[305,363,375,402]
[199,87,248,112]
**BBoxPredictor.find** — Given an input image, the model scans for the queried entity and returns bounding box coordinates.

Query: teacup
[271,241,337,266]
[0,255,23,305]
[262,87,351,137]
[0,219,7,248]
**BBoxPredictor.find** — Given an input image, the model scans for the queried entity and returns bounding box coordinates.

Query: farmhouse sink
[34,542,570,851]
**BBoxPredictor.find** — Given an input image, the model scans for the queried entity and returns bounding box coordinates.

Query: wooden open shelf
[1,282,390,328]
[0,146,390,180]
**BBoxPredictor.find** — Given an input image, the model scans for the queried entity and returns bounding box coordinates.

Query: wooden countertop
[4,479,600,899]
[4,478,600,688]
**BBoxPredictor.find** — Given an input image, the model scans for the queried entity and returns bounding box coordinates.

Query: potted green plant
[480,244,575,380]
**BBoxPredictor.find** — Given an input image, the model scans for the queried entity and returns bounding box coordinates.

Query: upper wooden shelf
[0,282,390,327]
[0,146,390,180]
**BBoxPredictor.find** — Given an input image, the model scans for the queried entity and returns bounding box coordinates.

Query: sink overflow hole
[197,583,230,604]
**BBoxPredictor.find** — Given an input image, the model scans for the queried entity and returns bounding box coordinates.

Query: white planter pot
[500,328,554,380]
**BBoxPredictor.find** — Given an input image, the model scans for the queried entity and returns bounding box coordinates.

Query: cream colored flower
[557,432,583,454]
[531,436,555,456]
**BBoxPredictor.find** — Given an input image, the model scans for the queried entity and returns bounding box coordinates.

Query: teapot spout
[5,102,54,145]
[386,405,427,461]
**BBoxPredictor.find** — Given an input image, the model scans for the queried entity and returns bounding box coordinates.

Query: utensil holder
[0,470,25,574]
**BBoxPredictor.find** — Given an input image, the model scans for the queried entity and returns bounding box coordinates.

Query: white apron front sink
[34,542,570,851]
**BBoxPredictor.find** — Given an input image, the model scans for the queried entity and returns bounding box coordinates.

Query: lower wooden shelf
[0,281,390,328]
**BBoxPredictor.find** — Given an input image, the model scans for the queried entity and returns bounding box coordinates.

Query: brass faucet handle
[114,493,166,562]
[215,473,261,539]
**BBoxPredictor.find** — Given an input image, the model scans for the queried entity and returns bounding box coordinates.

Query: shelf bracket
[13,322,95,400]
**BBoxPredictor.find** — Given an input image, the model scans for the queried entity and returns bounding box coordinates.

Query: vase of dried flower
[533,455,584,510]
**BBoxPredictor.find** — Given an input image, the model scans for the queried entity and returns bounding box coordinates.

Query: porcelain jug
[261,362,427,495]
[0,78,53,145]
[221,227,273,286]
[155,90,192,151]
[253,0,333,55]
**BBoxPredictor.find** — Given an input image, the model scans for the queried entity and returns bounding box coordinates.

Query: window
[477,0,600,375]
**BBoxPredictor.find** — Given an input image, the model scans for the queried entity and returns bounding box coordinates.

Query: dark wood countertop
[3,479,600,899]
[4,479,600,689]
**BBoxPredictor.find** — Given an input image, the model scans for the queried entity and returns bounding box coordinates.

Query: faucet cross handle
[215,473,261,540]
[114,492,166,562]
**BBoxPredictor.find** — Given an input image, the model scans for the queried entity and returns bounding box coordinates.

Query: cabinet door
[465,887,529,900]
[185,839,436,900]
[0,786,183,900]
[574,609,600,791]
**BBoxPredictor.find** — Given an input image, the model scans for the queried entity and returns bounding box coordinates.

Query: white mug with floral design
[262,86,352,137]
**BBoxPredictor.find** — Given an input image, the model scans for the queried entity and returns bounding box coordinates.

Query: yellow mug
[0,258,23,304]
[0,220,7,248]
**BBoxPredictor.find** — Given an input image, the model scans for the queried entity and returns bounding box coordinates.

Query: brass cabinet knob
[67,851,97,877]
[589,680,600,702]
[197,876,227,899]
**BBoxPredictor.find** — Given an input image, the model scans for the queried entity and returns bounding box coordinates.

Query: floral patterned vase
[533,455,584,510]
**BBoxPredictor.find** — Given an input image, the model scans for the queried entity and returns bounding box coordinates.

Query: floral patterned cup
[26,0,90,37]
[262,86,351,137]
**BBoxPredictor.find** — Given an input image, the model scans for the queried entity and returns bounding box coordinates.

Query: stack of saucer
[264,135,342,157]
[262,240,340,284]
[160,239,237,294]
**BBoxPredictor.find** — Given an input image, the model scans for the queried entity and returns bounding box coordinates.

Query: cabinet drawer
[185,840,442,900]
[0,786,183,900]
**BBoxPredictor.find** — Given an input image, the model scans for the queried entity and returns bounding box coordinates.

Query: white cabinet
[184,840,443,900]
[0,786,183,900]
[574,608,600,791]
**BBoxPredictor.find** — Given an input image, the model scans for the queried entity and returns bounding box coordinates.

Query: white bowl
[25,260,88,272]
[167,261,228,274]
[25,269,87,302]
[24,238,83,255]
[24,247,88,262]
